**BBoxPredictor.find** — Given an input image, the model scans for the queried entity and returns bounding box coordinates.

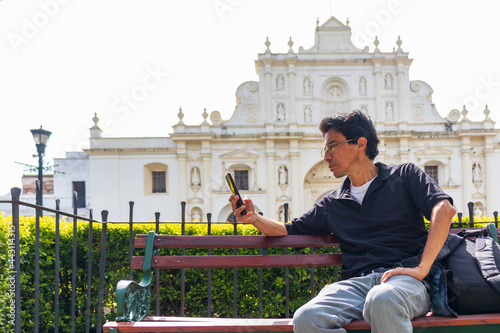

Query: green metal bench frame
[115,231,158,322]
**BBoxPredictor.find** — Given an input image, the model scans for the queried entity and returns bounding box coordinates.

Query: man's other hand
[381,266,428,283]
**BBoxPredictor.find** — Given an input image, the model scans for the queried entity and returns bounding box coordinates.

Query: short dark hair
[319,110,379,160]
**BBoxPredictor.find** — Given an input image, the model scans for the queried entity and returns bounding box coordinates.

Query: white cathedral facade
[50,17,500,221]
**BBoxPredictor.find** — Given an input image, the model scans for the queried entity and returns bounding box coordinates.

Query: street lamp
[30,126,51,206]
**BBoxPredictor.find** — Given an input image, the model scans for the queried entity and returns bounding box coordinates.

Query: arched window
[144,163,168,195]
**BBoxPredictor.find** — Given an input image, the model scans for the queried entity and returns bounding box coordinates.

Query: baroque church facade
[54,17,499,221]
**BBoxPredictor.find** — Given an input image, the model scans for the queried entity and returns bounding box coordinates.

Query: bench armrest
[488,223,499,244]
[116,231,156,322]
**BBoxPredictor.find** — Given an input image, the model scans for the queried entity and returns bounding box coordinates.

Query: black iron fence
[1,185,498,333]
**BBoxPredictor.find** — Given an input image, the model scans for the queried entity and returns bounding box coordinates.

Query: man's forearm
[381,199,456,282]
[418,199,456,275]
[252,214,288,236]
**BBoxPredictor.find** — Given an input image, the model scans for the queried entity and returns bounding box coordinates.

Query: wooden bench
[104,225,500,333]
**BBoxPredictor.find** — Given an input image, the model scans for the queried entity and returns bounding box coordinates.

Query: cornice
[84,148,175,155]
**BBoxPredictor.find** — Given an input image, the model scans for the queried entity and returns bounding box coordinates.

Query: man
[229,110,456,333]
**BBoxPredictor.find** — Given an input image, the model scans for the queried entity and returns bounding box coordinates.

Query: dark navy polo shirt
[285,162,453,280]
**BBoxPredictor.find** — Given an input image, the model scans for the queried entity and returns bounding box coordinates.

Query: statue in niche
[474,204,482,217]
[191,167,201,186]
[386,102,394,120]
[276,74,284,91]
[385,74,393,90]
[192,210,201,222]
[360,105,368,114]
[472,163,482,182]
[304,106,312,123]
[276,103,286,121]
[278,165,288,185]
[303,77,311,95]
[359,77,367,95]
[279,210,284,222]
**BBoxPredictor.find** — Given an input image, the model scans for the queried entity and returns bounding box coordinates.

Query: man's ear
[357,137,368,150]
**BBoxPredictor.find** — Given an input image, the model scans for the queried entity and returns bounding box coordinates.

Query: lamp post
[30,126,51,206]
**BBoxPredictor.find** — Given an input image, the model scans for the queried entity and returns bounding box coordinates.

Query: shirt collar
[330,162,394,200]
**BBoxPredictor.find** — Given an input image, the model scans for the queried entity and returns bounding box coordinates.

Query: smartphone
[225,172,247,215]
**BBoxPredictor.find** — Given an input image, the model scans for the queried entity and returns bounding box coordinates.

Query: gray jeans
[293,272,430,333]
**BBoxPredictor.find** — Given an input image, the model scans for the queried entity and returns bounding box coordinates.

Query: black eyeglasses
[320,139,356,157]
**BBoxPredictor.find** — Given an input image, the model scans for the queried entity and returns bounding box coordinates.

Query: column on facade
[264,61,274,126]
[266,140,276,219]
[396,61,409,125]
[398,137,410,164]
[202,153,212,217]
[253,161,259,190]
[287,60,297,126]
[221,161,227,191]
[178,157,188,203]
[373,61,384,127]
[460,136,473,212]
[447,156,452,186]
[484,144,495,215]
[378,138,386,160]
[290,151,300,216]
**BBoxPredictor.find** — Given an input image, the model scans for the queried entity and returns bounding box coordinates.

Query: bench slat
[103,313,500,332]
[134,234,339,249]
[131,253,343,269]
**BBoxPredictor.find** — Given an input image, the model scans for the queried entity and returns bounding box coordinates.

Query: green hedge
[0,213,339,332]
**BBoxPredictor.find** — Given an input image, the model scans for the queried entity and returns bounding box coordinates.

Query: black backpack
[427,223,500,316]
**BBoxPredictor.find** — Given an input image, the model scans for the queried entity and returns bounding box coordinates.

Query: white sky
[0,0,499,196]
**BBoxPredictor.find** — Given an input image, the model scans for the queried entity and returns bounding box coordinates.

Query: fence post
[97,210,109,333]
[34,181,41,333]
[494,211,498,228]
[258,211,264,317]
[85,208,93,333]
[155,212,160,316]
[55,199,61,333]
[206,213,212,318]
[180,201,186,317]
[128,201,134,280]
[467,202,475,228]
[284,203,290,318]
[457,212,463,228]
[233,217,238,318]
[10,188,22,333]
[71,191,78,333]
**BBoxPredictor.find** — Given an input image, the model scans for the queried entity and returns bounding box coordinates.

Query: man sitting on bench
[229,110,456,333]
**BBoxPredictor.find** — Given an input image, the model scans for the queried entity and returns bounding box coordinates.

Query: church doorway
[303,161,345,206]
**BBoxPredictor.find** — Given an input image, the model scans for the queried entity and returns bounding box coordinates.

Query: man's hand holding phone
[229,194,256,224]
[227,172,287,236]
[226,172,257,223]
[225,173,247,215]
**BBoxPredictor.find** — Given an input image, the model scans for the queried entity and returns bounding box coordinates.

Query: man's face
[322,129,358,178]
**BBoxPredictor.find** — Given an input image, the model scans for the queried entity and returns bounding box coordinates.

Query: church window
[234,170,249,190]
[144,163,168,195]
[152,171,166,193]
[424,165,439,184]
